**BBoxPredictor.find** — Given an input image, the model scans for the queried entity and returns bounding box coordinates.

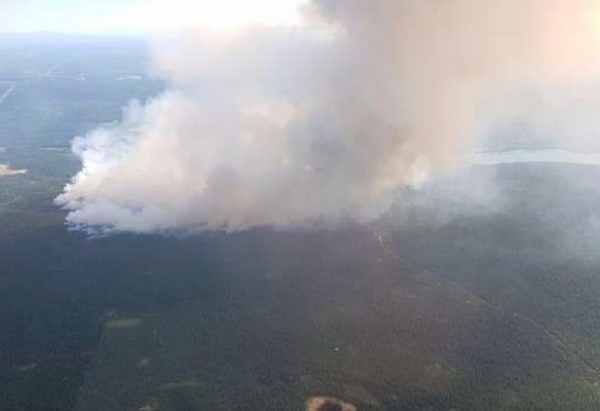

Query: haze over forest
[2,1,600,411]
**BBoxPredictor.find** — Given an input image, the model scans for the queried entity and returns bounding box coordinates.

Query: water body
[0,83,16,106]
[0,164,27,177]
[475,149,600,166]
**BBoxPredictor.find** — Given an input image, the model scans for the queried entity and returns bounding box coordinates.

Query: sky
[0,0,307,35]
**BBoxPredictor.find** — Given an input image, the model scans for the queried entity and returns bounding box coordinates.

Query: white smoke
[56,0,600,233]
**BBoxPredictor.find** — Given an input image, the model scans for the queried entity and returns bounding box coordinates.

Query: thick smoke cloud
[56,0,600,233]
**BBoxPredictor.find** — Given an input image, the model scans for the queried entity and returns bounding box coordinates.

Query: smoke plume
[56,0,600,233]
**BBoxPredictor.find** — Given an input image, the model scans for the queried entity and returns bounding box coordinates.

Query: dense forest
[0,36,600,411]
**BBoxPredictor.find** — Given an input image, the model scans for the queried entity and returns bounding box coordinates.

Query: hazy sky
[0,0,306,34]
